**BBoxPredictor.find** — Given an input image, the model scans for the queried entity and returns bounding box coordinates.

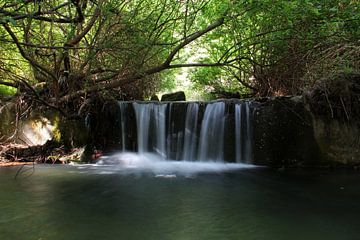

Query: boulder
[161,91,186,101]
[150,95,159,101]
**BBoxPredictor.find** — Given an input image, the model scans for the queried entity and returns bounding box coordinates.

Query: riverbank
[0,161,35,167]
[0,141,85,167]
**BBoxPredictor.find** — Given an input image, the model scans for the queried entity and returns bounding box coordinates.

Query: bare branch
[66,5,101,47]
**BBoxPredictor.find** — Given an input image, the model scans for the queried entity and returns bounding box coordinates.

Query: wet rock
[150,95,159,101]
[253,97,321,167]
[161,91,186,101]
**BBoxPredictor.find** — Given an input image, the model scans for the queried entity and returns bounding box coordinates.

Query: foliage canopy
[0,0,359,113]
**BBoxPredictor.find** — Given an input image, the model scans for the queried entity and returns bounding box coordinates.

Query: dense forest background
[0,0,359,116]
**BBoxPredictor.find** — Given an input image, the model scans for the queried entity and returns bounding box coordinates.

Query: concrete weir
[97,98,324,167]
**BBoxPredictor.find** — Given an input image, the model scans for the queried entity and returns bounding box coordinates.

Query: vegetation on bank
[0,0,358,109]
[0,1,359,164]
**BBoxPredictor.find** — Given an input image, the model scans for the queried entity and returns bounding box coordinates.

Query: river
[1,163,360,240]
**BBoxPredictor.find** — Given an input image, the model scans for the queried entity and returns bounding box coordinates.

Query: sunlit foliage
[0,0,359,106]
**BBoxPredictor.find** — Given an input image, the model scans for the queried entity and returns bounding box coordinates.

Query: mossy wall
[253,97,322,167]
[313,119,360,165]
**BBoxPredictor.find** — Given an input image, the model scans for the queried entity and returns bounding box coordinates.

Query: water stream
[117,100,254,163]
[1,166,360,240]
[198,102,225,161]
[2,100,358,239]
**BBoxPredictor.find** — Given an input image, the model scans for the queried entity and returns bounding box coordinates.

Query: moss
[0,85,16,97]
[51,115,62,143]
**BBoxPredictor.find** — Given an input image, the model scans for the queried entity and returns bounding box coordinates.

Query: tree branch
[163,17,224,67]
[54,16,226,103]
[66,5,101,46]
[0,2,76,23]
[227,68,258,91]
[2,23,56,80]
[168,62,226,68]
[0,39,100,50]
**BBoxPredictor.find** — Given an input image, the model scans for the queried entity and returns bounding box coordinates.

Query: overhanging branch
[2,23,57,80]
[163,17,224,67]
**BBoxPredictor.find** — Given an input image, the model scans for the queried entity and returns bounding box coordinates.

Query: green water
[0,165,360,240]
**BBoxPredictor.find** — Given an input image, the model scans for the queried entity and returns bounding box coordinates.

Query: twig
[340,97,350,121]
[324,88,334,118]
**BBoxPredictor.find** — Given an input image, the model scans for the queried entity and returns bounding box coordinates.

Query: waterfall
[153,104,167,158]
[235,102,253,163]
[182,103,199,161]
[119,100,254,163]
[118,102,127,151]
[133,103,152,154]
[245,102,253,163]
[198,102,226,162]
[235,103,242,163]
[166,102,173,159]
[133,102,167,157]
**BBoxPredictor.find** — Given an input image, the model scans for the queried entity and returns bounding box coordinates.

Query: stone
[150,95,159,101]
[161,91,186,101]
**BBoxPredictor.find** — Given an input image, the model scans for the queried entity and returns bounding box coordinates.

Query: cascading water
[107,100,255,169]
[133,103,167,158]
[198,102,226,162]
[133,103,152,154]
[235,103,242,163]
[182,103,199,161]
[118,102,127,151]
[166,102,173,159]
[152,104,167,158]
[235,102,253,163]
[245,102,253,162]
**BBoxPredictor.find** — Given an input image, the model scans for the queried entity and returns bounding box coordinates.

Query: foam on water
[89,152,258,176]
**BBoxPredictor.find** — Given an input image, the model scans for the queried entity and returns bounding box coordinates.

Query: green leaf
[2,17,17,26]
[8,17,17,26]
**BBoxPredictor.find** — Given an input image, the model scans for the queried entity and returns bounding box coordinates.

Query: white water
[95,152,257,176]
[118,102,127,151]
[235,103,242,163]
[133,103,152,153]
[133,103,167,157]
[166,102,173,159]
[121,100,254,164]
[93,101,258,176]
[198,102,226,161]
[182,103,199,161]
[153,104,167,158]
[245,102,253,163]
[235,102,253,163]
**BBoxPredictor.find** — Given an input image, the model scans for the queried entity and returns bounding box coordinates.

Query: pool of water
[1,163,360,240]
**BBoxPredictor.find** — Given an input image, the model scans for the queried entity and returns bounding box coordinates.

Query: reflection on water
[1,165,360,240]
